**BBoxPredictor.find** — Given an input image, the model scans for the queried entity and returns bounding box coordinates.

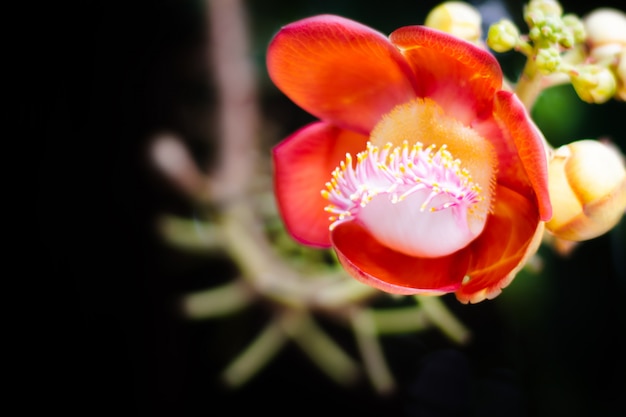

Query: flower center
[321,98,496,258]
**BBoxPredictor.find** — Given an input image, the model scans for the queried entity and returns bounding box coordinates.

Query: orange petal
[272,122,368,247]
[470,117,532,197]
[493,91,552,221]
[267,15,417,135]
[389,25,502,124]
[331,221,470,295]
[455,185,542,303]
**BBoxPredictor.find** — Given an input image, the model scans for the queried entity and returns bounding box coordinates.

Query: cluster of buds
[584,8,626,100]
[426,1,626,245]
[485,0,626,103]
[486,0,585,66]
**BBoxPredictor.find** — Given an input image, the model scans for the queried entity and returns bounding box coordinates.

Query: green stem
[221,320,288,387]
[515,59,545,111]
[281,311,361,386]
[368,305,430,335]
[351,309,396,394]
[182,280,255,319]
[416,296,471,345]
[312,277,379,309]
[157,214,223,253]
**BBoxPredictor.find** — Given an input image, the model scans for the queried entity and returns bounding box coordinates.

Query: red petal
[471,116,531,196]
[331,221,470,295]
[389,26,502,124]
[267,15,417,135]
[455,185,542,303]
[493,91,552,221]
[272,122,368,247]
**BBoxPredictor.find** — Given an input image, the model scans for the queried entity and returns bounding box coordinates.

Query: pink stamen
[321,141,483,231]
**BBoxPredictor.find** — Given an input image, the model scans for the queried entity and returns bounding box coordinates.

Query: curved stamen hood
[321,98,496,257]
[323,140,488,257]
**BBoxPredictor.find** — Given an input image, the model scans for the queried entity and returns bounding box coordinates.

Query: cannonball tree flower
[268,15,552,303]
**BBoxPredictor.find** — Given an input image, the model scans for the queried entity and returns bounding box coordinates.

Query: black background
[37,0,625,415]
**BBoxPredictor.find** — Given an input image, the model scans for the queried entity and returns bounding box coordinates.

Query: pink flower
[267,15,552,303]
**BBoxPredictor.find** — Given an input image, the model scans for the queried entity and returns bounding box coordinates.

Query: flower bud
[584,8,626,64]
[617,49,626,100]
[570,64,617,103]
[425,1,482,43]
[546,140,626,241]
[584,8,626,48]
[487,19,519,53]
[524,0,562,31]
[562,14,586,45]
[528,0,563,19]
[535,47,562,74]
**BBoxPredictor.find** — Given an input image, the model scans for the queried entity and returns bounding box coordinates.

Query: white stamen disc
[322,141,490,257]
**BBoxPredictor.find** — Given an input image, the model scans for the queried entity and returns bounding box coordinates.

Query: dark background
[38,0,625,415]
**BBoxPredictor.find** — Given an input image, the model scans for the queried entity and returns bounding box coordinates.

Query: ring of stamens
[321,140,483,231]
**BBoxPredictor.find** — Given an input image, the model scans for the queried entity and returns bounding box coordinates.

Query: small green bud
[487,19,519,53]
[535,48,562,74]
[524,9,545,28]
[524,0,563,27]
[529,26,542,42]
[558,31,575,49]
[562,14,586,44]
[570,65,617,103]
[530,0,563,18]
[545,16,564,42]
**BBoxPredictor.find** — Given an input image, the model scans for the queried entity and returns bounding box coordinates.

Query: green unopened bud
[570,64,617,103]
[529,26,542,42]
[558,30,575,49]
[562,14,586,45]
[529,15,571,48]
[524,0,563,27]
[425,1,482,43]
[487,19,519,52]
[546,140,626,241]
[535,47,562,74]
[531,0,563,17]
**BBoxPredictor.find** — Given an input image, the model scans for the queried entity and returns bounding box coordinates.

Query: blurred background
[40,0,624,415]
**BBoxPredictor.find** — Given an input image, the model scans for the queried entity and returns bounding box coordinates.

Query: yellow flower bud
[584,8,626,48]
[570,64,617,103]
[536,47,562,75]
[562,14,586,45]
[524,0,563,27]
[530,0,563,17]
[425,1,482,43]
[546,140,626,241]
[487,19,520,53]
[584,8,626,64]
